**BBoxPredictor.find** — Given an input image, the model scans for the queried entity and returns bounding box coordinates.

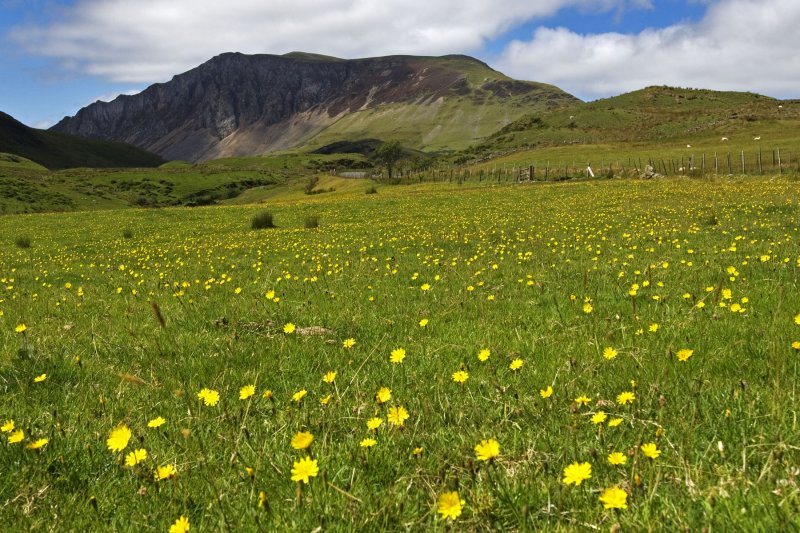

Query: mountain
[0,111,165,170]
[50,52,579,163]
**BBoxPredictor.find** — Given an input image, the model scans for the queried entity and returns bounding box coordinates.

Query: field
[1,176,799,531]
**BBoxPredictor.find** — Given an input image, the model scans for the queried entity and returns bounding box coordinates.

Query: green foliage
[13,236,31,248]
[373,141,403,178]
[303,214,320,229]
[250,210,275,229]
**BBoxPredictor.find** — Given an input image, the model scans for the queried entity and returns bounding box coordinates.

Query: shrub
[14,236,31,248]
[122,228,134,239]
[304,215,320,229]
[251,211,275,230]
[365,186,378,195]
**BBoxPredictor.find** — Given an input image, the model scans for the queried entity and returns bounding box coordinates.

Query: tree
[374,141,403,179]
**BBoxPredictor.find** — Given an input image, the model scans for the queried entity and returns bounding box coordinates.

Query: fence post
[777,147,782,174]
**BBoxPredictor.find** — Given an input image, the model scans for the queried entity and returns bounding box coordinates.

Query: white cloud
[9,0,647,83]
[496,0,800,99]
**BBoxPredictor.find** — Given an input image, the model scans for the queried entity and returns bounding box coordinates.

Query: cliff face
[52,52,579,162]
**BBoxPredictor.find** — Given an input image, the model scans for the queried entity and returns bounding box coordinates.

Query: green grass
[1,175,799,530]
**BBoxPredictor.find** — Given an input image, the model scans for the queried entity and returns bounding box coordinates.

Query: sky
[1,0,798,128]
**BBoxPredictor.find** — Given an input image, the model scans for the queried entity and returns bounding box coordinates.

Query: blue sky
[2,0,797,128]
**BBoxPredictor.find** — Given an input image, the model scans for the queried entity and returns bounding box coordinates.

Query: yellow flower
[509,358,523,370]
[106,424,131,453]
[342,338,356,349]
[375,387,392,403]
[258,491,267,508]
[291,431,314,450]
[419,318,429,327]
[323,371,336,383]
[262,389,273,399]
[540,385,553,399]
[452,370,469,383]
[641,442,661,459]
[390,348,406,364]
[387,406,409,427]
[420,283,431,291]
[283,323,296,334]
[155,464,177,480]
[437,491,464,521]
[292,389,307,402]
[582,302,593,314]
[608,418,623,427]
[26,438,48,450]
[575,395,591,406]
[477,348,491,362]
[562,461,592,486]
[239,385,255,400]
[608,452,627,465]
[8,429,24,444]
[360,438,377,448]
[15,323,27,333]
[147,416,166,428]
[599,486,628,509]
[602,347,618,360]
[474,439,500,462]
[170,515,190,533]
[290,456,318,483]
[616,391,635,405]
[795,313,800,325]
[1,420,14,433]
[33,374,47,383]
[125,448,147,466]
[676,348,694,362]
[412,447,424,456]
[367,417,383,431]
[320,394,331,405]
[648,323,659,332]
[591,411,607,424]
[197,388,220,406]
[792,341,800,350]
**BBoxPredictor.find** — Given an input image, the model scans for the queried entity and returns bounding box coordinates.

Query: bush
[122,228,134,239]
[365,186,378,195]
[251,211,275,230]
[14,236,31,248]
[304,215,320,229]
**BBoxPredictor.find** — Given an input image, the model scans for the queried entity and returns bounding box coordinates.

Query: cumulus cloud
[9,0,648,83]
[496,0,800,99]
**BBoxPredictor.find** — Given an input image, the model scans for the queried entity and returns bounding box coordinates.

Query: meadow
[1,175,799,531]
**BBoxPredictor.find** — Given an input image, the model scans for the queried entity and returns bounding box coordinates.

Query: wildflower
[641,442,661,459]
[509,358,523,370]
[608,418,623,427]
[155,464,177,480]
[599,486,628,509]
[8,429,24,444]
[367,417,383,431]
[262,390,273,399]
[323,371,336,383]
[239,385,255,400]
[290,456,318,483]
[292,389,307,402]
[648,323,659,332]
[26,438,48,450]
[676,348,694,362]
[360,438,377,448]
[170,516,190,533]
[452,370,469,383]
[291,431,314,450]
[608,452,627,465]
[387,406,410,426]
[375,387,391,403]
[474,439,500,462]
[419,318,429,327]
[793,341,800,350]
[1,420,14,433]
[197,388,220,406]
[575,395,591,406]
[412,447,424,456]
[591,411,607,424]
[125,448,147,466]
[106,424,131,452]
[390,348,406,364]
[562,461,592,486]
[147,417,166,428]
[478,348,491,362]
[603,347,618,360]
[795,313,800,326]
[616,391,635,405]
[420,283,431,291]
[583,302,593,314]
[540,385,553,399]
[283,323,296,334]
[437,491,464,520]
[15,323,27,333]
[33,374,47,383]
[342,338,356,349]
[258,491,267,508]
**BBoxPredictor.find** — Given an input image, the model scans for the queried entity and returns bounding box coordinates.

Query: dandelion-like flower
[290,456,318,483]
[283,323,296,334]
[170,516,190,533]
[387,406,409,427]
[540,385,553,399]
[575,395,591,406]
[599,486,628,509]
[197,388,220,406]
[509,358,523,370]
[607,452,627,465]
[676,348,694,362]
[342,338,356,349]
[323,371,336,383]
[616,391,635,405]
[603,347,618,360]
[641,442,661,459]
[292,389,307,402]
[437,491,464,520]
[8,429,24,444]
[562,461,592,486]
[26,438,48,450]
[367,417,383,431]
[239,385,255,400]
[591,411,607,425]
[360,438,377,448]
[1,420,14,433]
[390,348,406,364]
[291,431,314,450]
[452,370,469,383]
[106,424,131,452]
[147,417,166,428]
[474,439,500,462]
[125,448,147,466]
[419,318,429,327]
[15,324,27,333]
[155,464,177,480]
[608,418,623,427]
[375,387,391,403]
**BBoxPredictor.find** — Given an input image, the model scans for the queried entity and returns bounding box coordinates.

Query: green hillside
[0,111,165,170]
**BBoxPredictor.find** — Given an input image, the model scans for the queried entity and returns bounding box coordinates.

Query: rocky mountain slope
[51,52,579,162]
